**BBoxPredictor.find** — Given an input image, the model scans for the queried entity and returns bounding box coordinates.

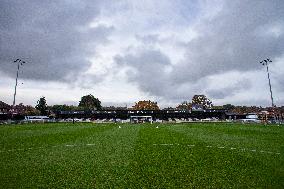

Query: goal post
[130,116,153,124]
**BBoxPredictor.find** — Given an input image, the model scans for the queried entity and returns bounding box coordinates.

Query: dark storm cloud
[116,0,284,101]
[0,0,112,82]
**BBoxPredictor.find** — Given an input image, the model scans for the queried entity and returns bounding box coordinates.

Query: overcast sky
[0,0,283,108]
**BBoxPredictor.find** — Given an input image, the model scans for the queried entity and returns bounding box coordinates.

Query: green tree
[35,97,48,115]
[50,104,81,113]
[223,104,235,111]
[25,105,40,116]
[79,94,102,110]
[192,95,213,110]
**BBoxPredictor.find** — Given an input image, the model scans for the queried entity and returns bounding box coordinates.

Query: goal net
[130,116,153,124]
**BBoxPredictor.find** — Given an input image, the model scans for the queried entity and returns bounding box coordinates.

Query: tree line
[35,94,102,115]
[1,94,283,116]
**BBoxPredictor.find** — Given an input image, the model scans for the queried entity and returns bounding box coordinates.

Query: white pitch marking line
[160,144,174,146]
[230,147,236,150]
[86,144,96,146]
[251,149,256,152]
[206,145,212,148]
[218,146,225,149]
[187,145,195,148]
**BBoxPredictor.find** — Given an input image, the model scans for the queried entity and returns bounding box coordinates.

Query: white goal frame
[130,116,153,124]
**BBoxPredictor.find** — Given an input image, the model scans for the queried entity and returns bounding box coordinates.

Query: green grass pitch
[0,122,283,188]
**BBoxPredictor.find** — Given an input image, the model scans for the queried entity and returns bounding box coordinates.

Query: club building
[56,109,230,121]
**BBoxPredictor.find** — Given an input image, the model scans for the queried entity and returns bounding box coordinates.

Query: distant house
[241,113,261,123]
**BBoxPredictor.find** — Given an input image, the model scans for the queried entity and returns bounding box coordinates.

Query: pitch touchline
[152,143,281,155]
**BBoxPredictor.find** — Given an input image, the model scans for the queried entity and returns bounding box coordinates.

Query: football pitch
[0,122,283,188]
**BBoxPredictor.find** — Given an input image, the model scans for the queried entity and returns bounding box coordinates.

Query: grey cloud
[74,73,108,89]
[115,49,171,97]
[273,72,284,92]
[116,0,284,102]
[0,0,112,82]
[2,0,283,106]
[172,0,284,83]
[206,79,252,99]
[135,34,160,45]
[114,49,206,101]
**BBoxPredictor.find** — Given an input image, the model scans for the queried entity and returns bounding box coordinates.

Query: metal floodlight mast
[259,58,274,107]
[12,59,26,107]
